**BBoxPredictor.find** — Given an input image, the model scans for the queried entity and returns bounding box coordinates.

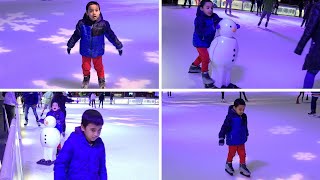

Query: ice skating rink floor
[162,6,320,89]
[0,0,158,88]
[162,92,320,179]
[21,103,159,180]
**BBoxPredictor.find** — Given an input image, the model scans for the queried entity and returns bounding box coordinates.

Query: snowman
[36,116,60,166]
[209,18,240,88]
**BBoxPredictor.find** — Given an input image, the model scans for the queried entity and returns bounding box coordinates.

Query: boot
[265,21,269,27]
[202,72,217,88]
[82,75,90,89]
[225,162,234,176]
[258,20,261,26]
[227,83,240,89]
[98,77,106,89]
[188,63,201,73]
[239,164,251,177]
[24,120,28,126]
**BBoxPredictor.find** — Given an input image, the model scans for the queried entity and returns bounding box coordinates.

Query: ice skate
[308,111,316,116]
[225,162,234,176]
[188,63,201,73]
[82,75,90,89]
[265,21,268,28]
[240,164,251,177]
[221,99,226,103]
[98,78,105,89]
[202,72,217,88]
[227,83,240,89]
[258,21,261,26]
[24,120,28,126]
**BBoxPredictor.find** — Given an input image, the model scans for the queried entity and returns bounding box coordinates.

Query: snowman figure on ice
[36,116,60,166]
[209,18,240,88]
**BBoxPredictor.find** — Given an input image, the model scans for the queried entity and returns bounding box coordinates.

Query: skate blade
[240,172,250,178]
[225,169,233,176]
[188,71,201,73]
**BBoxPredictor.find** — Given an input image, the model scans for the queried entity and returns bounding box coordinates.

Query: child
[218,98,250,177]
[188,0,222,88]
[67,1,123,89]
[54,109,107,179]
[41,101,65,154]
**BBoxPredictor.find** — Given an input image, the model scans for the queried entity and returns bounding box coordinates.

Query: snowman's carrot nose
[45,121,48,125]
[232,28,237,32]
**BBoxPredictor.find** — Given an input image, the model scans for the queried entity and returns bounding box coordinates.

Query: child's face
[234,105,245,116]
[86,4,100,21]
[81,123,102,142]
[51,102,60,111]
[200,2,214,16]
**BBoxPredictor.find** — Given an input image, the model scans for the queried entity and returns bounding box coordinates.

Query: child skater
[188,0,222,88]
[67,1,123,89]
[218,98,251,177]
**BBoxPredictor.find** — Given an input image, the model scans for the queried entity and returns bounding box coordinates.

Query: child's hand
[219,138,225,146]
[118,49,123,56]
[67,48,71,54]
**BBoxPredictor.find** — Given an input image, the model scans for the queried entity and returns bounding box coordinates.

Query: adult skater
[299,1,304,17]
[250,0,256,12]
[273,0,279,15]
[23,92,40,126]
[294,0,320,88]
[225,0,233,14]
[256,0,263,15]
[301,0,314,27]
[91,93,96,108]
[258,0,276,27]
[219,98,250,177]
[110,93,114,105]
[188,0,222,88]
[99,93,105,108]
[182,0,192,8]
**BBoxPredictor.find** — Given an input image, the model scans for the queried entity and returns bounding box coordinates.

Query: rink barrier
[71,97,159,105]
[177,0,301,17]
[0,107,23,180]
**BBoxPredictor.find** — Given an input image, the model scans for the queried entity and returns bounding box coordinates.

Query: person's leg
[227,145,237,163]
[229,2,232,14]
[24,105,29,122]
[237,144,246,164]
[310,96,318,113]
[197,48,210,72]
[31,106,40,127]
[303,70,319,88]
[82,56,91,78]
[265,12,271,27]
[258,11,267,26]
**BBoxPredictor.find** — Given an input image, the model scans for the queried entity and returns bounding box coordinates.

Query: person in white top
[90,93,96,108]
[40,91,54,117]
[4,92,18,129]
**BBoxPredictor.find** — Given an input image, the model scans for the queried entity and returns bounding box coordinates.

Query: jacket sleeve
[54,135,74,179]
[65,96,74,103]
[213,14,222,27]
[99,144,108,180]
[218,116,231,139]
[60,111,66,132]
[67,21,81,49]
[104,21,123,50]
[295,5,320,55]
[242,113,249,136]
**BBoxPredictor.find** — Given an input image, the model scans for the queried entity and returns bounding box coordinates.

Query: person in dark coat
[218,98,250,176]
[110,93,114,105]
[54,109,107,179]
[182,0,192,8]
[301,0,314,27]
[250,0,256,12]
[258,0,276,27]
[256,0,263,15]
[67,1,123,89]
[99,93,105,108]
[23,92,40,126]
[299,1,305,17]
[294,1,320,88]
[188,0,222,88]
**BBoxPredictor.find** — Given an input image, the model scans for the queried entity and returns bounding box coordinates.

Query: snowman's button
[233,54,235,57]
[45,135,46,137]
[232,59,235,62]
[45,138,46,140]
[233,49,236,52]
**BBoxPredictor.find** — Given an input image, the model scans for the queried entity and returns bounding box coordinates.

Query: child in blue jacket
[54,109,107,180]
[67,1,123,89]
[188,0,222,88]
[218,98,251,177]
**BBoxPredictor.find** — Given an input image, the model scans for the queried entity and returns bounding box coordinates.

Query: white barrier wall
[71,97,159,105]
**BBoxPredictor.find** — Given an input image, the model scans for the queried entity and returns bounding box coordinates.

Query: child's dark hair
[81,109,104,127]
[199,0,213,7]
[86,1,100,11]
[234,98,246,107]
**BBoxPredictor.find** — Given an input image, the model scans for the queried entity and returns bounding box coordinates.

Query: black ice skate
[225,162,234,176]
[24,120,28,126]
[202,72,217,88]
[188,63,201,73]
[98,77,106,89]
[265,21,269,27]
[82,75,90,89]
[227,83,240,89]
[240,164,251,177]
[308,111,316,116]
[258,21,261,26]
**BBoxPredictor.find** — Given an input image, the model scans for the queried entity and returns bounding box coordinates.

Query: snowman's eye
[230,26,232,28]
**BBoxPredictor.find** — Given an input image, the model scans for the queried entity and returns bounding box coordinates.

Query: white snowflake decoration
[317,140,320,144]
[32,80,64,89]
[0,12,47,32]
[293,152,316,160]
[269,126,297,135]
[0,47,11,53]
[275,173,304,180]
[144,51,159,64]
[115,78,151,89]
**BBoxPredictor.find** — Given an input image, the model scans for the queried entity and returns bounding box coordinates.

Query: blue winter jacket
[193,7,222,48]
[46,109,65,133]
[67,13,123,58]
[218,105,249,146]
[22,92,38,106]
[54,127,107,180]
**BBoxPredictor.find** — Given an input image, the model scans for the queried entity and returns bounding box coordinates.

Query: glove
[219,138,225,146]
[118,49,123,56]
[67,48,71,54]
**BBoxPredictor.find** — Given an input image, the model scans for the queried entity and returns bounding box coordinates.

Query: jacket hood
[228,105,237,115]
[82,13,103,24]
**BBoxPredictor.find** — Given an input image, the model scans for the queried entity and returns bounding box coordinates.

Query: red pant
[227,144,246,164]
[82,56,105,78]
[193,48,210,72]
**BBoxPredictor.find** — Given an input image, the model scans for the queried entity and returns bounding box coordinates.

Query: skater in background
[299,0,304,17]
[257,0,275,27]
[90,93,96,108]
[219,98,251,177]
[225,0,233,14]
[182,0,192,8]
[296,92,309,104]
[273,0,279,15]
[110,93,114,105]
[54,109,107,179]
[221,92,248,103]
[250,0,256,12]
[41,101,65,155]
[167,91,172,97]
[23,92,40,126]
[294,0,320,88]
[301,0,314,27]
[99,93,105,108]
[38,92,43,108]
[308,92,320,115]
[256,0,263,15]
[88,93,91,106]
[4,92,17,130]
[40,91,53,117]
[67,1,123,89]
[188,0,222,88]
